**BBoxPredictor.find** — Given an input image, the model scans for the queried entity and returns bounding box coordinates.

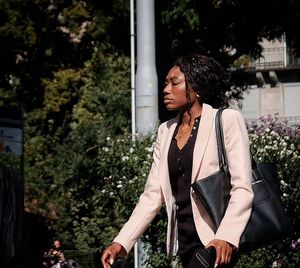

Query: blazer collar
[159,117,178,205]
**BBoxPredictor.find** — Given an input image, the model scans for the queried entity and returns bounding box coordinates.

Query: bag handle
[215,109,230,178]
[216,109,261,183]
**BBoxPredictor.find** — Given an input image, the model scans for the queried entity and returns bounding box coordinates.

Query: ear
[189,87,200,98]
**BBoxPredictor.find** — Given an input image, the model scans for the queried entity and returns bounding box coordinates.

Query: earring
[196,93,200,98]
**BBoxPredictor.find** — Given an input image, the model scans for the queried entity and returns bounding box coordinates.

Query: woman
[101,54,254,268]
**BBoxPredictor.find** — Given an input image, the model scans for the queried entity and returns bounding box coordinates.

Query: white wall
[231,83,300,120]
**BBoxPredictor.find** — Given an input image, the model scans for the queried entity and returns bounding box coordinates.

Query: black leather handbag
[191,109,290,253]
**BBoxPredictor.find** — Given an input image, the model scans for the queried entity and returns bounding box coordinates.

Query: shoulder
[222,108,246,124]
[158,117,178,132]
[221,108,249,137]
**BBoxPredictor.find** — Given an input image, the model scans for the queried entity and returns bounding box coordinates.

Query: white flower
[280,180,287,187]
[225,91,231,97]
[290,143,295,150]
[102,147,109,152]
[106,136,111,141]
[130,147,134,153]
[145,146,153,153]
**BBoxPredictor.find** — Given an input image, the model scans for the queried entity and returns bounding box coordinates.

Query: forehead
[166,66,185,79]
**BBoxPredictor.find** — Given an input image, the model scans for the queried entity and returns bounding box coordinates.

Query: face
[163,66,198,111]
[54,241,61,248]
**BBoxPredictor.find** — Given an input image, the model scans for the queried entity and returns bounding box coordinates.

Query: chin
[165,105,175,111]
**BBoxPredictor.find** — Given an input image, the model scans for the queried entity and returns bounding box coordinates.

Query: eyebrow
[165,76,183,82]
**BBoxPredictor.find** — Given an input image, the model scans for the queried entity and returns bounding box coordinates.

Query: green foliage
[51,128,175,267]
[23,48,131,216]
[159,0,300,61]
[54,131,154,249]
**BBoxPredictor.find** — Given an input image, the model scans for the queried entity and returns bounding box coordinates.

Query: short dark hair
[174,54,229,108]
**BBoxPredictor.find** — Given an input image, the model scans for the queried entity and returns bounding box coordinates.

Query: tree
[157,0,300,64]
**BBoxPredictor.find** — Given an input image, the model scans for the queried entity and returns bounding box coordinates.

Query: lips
[164,98,173,104]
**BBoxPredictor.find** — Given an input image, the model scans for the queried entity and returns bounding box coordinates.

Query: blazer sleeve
[214,109,254,248]
[113,123,165,254]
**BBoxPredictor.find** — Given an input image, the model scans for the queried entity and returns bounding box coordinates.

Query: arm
[101,123,166,267]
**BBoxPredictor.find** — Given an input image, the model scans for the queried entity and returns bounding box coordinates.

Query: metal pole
[283,34,287,67]
[130,0,136,140]
[130,0,139,267]
[135,0,158,134]
[134,0,158,266]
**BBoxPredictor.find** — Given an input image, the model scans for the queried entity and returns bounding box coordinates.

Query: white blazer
[113,104,254,257]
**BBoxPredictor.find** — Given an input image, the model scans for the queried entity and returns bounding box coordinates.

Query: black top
[168,117,203,256]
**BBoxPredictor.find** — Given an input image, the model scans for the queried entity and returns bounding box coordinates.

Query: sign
[0,127,22,142]
[0,127,22,155]
[0,105,23,156]
[0,140,22,155]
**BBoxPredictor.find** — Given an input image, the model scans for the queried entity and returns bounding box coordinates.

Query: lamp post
[131,0,158,267]
[135,0,158,134]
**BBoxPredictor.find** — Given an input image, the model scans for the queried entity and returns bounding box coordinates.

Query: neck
[181,105,202,126]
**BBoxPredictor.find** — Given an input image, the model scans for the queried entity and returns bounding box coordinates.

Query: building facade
[231,38,300,125]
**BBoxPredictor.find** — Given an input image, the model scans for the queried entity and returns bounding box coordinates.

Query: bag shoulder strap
[216,109,261,183]
[215,109,230,178]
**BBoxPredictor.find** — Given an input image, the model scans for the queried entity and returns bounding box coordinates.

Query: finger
[225,248,233,264]
[214,246,221,266]
[102,250,113,268]
[219,246,228,265]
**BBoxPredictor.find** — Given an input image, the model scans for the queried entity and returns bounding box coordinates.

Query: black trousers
[180,246,238,268]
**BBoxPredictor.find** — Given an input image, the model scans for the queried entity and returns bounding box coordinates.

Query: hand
[206,239,234,267]
[101,242,126,268]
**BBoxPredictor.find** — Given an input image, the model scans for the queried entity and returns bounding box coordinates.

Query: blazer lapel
[159,117,178,204]
[192,104,215,183]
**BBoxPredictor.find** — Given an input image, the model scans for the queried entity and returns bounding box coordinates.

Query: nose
[163,83,170,95]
